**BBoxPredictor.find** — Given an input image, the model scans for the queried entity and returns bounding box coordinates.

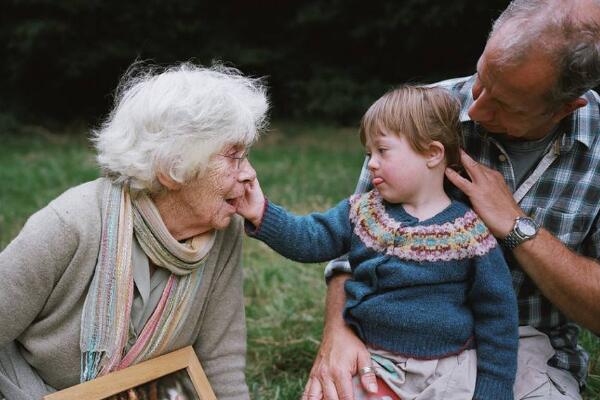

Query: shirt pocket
[533,207,589,250]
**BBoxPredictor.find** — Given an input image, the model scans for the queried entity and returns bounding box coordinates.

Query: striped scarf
[80,182,214,381]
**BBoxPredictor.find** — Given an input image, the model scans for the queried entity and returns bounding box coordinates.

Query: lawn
[0,123,598,399]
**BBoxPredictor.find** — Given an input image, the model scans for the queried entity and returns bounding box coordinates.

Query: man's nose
[238,159,256,183]
[468,88,495,122]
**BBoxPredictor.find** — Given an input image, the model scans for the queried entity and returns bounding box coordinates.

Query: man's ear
[156,171,182,191]
[552,97,587,124]
[426,141,446,168]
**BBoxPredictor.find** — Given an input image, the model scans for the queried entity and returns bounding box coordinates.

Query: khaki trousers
[514,326,581,400]
[352,326,582,400]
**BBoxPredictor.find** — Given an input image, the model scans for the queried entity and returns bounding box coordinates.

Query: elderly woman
[0,63,267,400]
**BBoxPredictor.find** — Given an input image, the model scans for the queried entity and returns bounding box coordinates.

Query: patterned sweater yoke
[349,190,497,262]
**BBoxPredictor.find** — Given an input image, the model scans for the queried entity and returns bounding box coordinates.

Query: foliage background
[0,0,515,126]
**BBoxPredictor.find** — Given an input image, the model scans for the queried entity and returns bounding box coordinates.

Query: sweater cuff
[244,200,286,243]
[474,374,514,400]
[244,197,269,235]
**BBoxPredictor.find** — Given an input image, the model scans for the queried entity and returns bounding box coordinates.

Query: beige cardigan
[0,178,249,399]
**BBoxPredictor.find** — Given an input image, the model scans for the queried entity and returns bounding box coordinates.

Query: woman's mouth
[225,197,239,210]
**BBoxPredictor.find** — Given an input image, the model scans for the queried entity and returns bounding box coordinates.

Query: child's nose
[367,156,378,170]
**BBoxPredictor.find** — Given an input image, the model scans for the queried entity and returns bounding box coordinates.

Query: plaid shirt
[332,75,600,387]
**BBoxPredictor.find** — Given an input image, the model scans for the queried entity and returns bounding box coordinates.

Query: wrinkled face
[182,144,255,230]
[365,129,430,204]
[468,45,560,140]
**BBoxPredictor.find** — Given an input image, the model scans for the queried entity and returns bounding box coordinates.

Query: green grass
[1,123,599,399]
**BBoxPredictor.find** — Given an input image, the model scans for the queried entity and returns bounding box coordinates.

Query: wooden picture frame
[44,346,216,400]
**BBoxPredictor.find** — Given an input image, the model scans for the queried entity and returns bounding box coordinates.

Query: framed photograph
[44,346,216,400]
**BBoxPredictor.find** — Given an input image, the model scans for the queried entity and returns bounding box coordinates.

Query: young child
[237,85,518,400]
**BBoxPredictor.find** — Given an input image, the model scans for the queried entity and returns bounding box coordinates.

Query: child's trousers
[352,347,477,400]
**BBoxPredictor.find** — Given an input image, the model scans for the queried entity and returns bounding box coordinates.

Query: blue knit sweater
[247,190,518,400]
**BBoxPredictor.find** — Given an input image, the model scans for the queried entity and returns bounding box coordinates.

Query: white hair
[489,0,600,106]
[93,62,269,192]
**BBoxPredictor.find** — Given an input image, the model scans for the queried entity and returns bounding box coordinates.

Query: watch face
[516,218,538,236]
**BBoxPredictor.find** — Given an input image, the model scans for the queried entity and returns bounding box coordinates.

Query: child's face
[365,129,430,204]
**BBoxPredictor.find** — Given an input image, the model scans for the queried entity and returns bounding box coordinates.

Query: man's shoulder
[430,75,473,90]
[569,88,600,150]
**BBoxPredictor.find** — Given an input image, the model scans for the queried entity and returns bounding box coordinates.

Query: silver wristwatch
[501,216,540,250]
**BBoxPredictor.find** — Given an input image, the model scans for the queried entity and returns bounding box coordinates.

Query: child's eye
[378,148,387,154]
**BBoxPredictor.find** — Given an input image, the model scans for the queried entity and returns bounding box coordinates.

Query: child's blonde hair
[360,85,463,170]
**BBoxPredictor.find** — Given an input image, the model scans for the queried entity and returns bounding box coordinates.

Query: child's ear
[426,141,446,168]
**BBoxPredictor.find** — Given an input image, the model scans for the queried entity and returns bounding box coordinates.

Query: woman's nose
[237,159,256,183]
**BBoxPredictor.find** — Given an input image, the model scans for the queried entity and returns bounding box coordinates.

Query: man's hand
[445,150,525,238]
[235,177,265,227]
[302,275,377,400]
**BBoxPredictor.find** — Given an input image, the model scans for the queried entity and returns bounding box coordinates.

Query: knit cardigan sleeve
[246,199,352,263]
[0,205,79,348]
[193,216,249,400]
[469,244,519,400]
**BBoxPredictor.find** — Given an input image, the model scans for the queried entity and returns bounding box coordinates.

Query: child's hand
[235,177,266,227]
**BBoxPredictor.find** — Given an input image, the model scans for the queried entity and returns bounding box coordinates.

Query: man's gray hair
[490,0,600,106]
[93,62,268,192]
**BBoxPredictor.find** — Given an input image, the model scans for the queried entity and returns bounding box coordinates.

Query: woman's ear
[426,141,446,168]
[156,171,182,191]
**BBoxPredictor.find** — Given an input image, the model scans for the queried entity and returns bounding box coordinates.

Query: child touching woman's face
[236,85,519,400]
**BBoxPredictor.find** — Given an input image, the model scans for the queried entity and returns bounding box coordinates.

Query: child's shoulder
[347,192,498,261]
[444,200,499,258]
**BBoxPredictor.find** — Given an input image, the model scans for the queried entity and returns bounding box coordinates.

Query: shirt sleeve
[468,244,519,400]
[0,206,78,348]
[193,217,249,400]
[246,199,352,263]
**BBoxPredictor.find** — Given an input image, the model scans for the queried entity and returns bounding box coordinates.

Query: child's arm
[469,245,519,400]
[237,178,352,263]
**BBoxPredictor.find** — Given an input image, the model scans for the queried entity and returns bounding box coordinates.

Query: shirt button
[499,154,507,162]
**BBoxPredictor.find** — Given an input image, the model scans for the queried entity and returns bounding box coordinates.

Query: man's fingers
[321,376,340,400]
[302,376,323,400]
[445,167,472,195]
[459,150,483,181]
[357,351,378,394]
[460,149,479,168]
[333,371,355,400]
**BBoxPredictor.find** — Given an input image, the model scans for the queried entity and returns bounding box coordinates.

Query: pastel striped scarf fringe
[80,182,211,382]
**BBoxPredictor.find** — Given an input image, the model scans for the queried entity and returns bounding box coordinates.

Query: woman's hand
[235,177,266,227]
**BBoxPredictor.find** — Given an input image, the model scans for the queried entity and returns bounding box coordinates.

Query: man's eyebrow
[476,69,521,111]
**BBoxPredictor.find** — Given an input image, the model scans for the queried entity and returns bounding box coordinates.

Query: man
[305,0,600,399]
